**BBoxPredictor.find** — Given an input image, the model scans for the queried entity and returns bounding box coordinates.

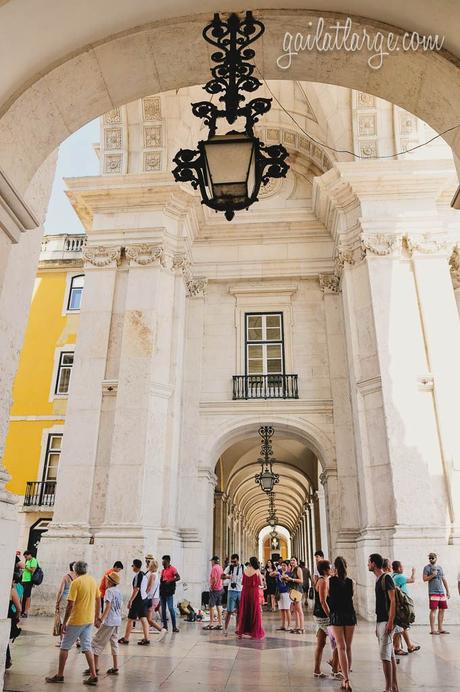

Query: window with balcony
[55,352,74,395]
[67,274,84,311]
[232,312,298,399]
[24,434,62,507]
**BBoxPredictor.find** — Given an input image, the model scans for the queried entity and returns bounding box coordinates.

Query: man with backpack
[222,553,243,635]
[368,553,399,692]
[391,560,420,655]
[21,550,38,617]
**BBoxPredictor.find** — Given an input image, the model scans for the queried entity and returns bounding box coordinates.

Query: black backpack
[31,563,44,586]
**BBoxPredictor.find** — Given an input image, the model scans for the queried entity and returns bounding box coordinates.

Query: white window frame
[62,272,85,315]
[245,313,285,376]
[49,346,75,401]
[36,424,64,485]
[229,283,297,376]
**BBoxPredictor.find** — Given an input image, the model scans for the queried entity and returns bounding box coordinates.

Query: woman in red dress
[236,557,265,640]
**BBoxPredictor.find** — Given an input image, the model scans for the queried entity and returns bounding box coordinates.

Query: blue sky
[44,119,100,235]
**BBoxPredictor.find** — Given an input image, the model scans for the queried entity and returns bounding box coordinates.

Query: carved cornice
[125,243,167,267]
[449,245,460,289]
[186,277,208,298]
[319,273,340,294]
[82,245,121,267]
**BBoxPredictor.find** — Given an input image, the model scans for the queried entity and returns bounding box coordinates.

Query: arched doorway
[212,426,329,575]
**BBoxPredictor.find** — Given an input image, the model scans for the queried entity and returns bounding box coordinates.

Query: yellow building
[2,234,85,553]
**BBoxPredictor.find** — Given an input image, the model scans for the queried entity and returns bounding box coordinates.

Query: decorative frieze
[143,96,161,121]
[104,154,122,174]
[82,245,121,267]
[125,243,167,267]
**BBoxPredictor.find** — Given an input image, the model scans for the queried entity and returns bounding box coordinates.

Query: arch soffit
[206,416,335,473]
[2,10,460,196]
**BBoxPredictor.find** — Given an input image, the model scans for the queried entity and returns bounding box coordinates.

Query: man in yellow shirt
[46,561,99,686]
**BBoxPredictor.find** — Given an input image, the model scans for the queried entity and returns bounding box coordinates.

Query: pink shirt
[210,564,224,591]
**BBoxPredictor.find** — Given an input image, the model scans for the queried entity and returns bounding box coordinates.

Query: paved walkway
[3,613,459,691]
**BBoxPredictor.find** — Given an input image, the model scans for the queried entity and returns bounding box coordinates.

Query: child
[83,571,122,683]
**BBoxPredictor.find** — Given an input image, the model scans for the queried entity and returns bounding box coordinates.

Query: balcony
[232,374,299,400]
[24,481,56,507]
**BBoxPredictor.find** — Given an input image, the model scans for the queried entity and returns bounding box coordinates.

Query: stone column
[36,246,121,603]
[102,244,186,557]
[408,236,460,543]
[320,275,361,558]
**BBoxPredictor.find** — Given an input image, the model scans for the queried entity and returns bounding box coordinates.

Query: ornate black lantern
[172,11,289,221]
[255,426,280,494]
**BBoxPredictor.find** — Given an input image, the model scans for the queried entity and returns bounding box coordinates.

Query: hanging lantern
[172,12,289,221]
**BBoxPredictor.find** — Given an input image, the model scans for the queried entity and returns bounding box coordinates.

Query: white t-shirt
[146,571,161,600]
[139,573,149,600]
[104,587,122,627]
[224,564,244,592]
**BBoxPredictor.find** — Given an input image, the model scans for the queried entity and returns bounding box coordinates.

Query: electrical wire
[254,65,460,160]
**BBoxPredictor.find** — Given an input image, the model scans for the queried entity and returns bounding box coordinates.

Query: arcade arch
[212,427,329,573]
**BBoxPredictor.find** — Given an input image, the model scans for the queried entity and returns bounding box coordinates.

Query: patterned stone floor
[3,612,460,691]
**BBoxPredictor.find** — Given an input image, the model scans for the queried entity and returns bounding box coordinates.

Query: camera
[231,582,237,589]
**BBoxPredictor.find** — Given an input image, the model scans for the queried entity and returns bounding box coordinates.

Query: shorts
[376,621,395,661]
[329,611,357,626]
[227,591,241,613]
[61,623,93,652]
[209,589,224,607]
[278,593,290,610]
[91,624,119,656]
[429,594,448,610]
[314,616,330,635]
[21,581,33,599]
[128,598,148,620]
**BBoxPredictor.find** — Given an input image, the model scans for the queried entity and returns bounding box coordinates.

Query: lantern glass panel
[203,133,256,205]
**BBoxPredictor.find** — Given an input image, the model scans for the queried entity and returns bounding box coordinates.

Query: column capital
[405,233,454,258]
[82,244,121,268]
[186,277,208,298]
[450,245,460,289]
[125,242,168,268]
[319,273,340,294]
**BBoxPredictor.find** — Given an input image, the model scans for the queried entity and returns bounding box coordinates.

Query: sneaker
[82,669,99,676]
[83,676,98,686]
[173,627,180,633]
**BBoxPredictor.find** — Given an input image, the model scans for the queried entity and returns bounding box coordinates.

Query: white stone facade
[24,88,459,625]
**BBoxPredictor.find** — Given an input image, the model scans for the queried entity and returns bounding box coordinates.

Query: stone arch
[204,414,335,474]
[1,10,460,198]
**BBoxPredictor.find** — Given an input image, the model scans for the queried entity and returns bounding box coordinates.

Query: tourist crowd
[4,547,458,691]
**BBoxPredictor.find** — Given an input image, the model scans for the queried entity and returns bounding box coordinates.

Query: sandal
[137,639,150,645]
[82,669,99,676]
[107,668,119,675]
[408,645,420,652]
[429,631,439,635]
[215,625,223,630]
[118,637,129,644]
[439,630,450,634]
[202,624,215,630]
[394,649,408,656]
[313,672,327,678]
[45,675,64,684]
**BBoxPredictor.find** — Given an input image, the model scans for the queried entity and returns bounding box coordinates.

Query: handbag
[52,611,62,637]
[288,588,303,603]
[308,587,314,600]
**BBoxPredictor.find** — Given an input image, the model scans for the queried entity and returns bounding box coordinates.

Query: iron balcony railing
[24,481,56,507]
[232,374,299,400]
